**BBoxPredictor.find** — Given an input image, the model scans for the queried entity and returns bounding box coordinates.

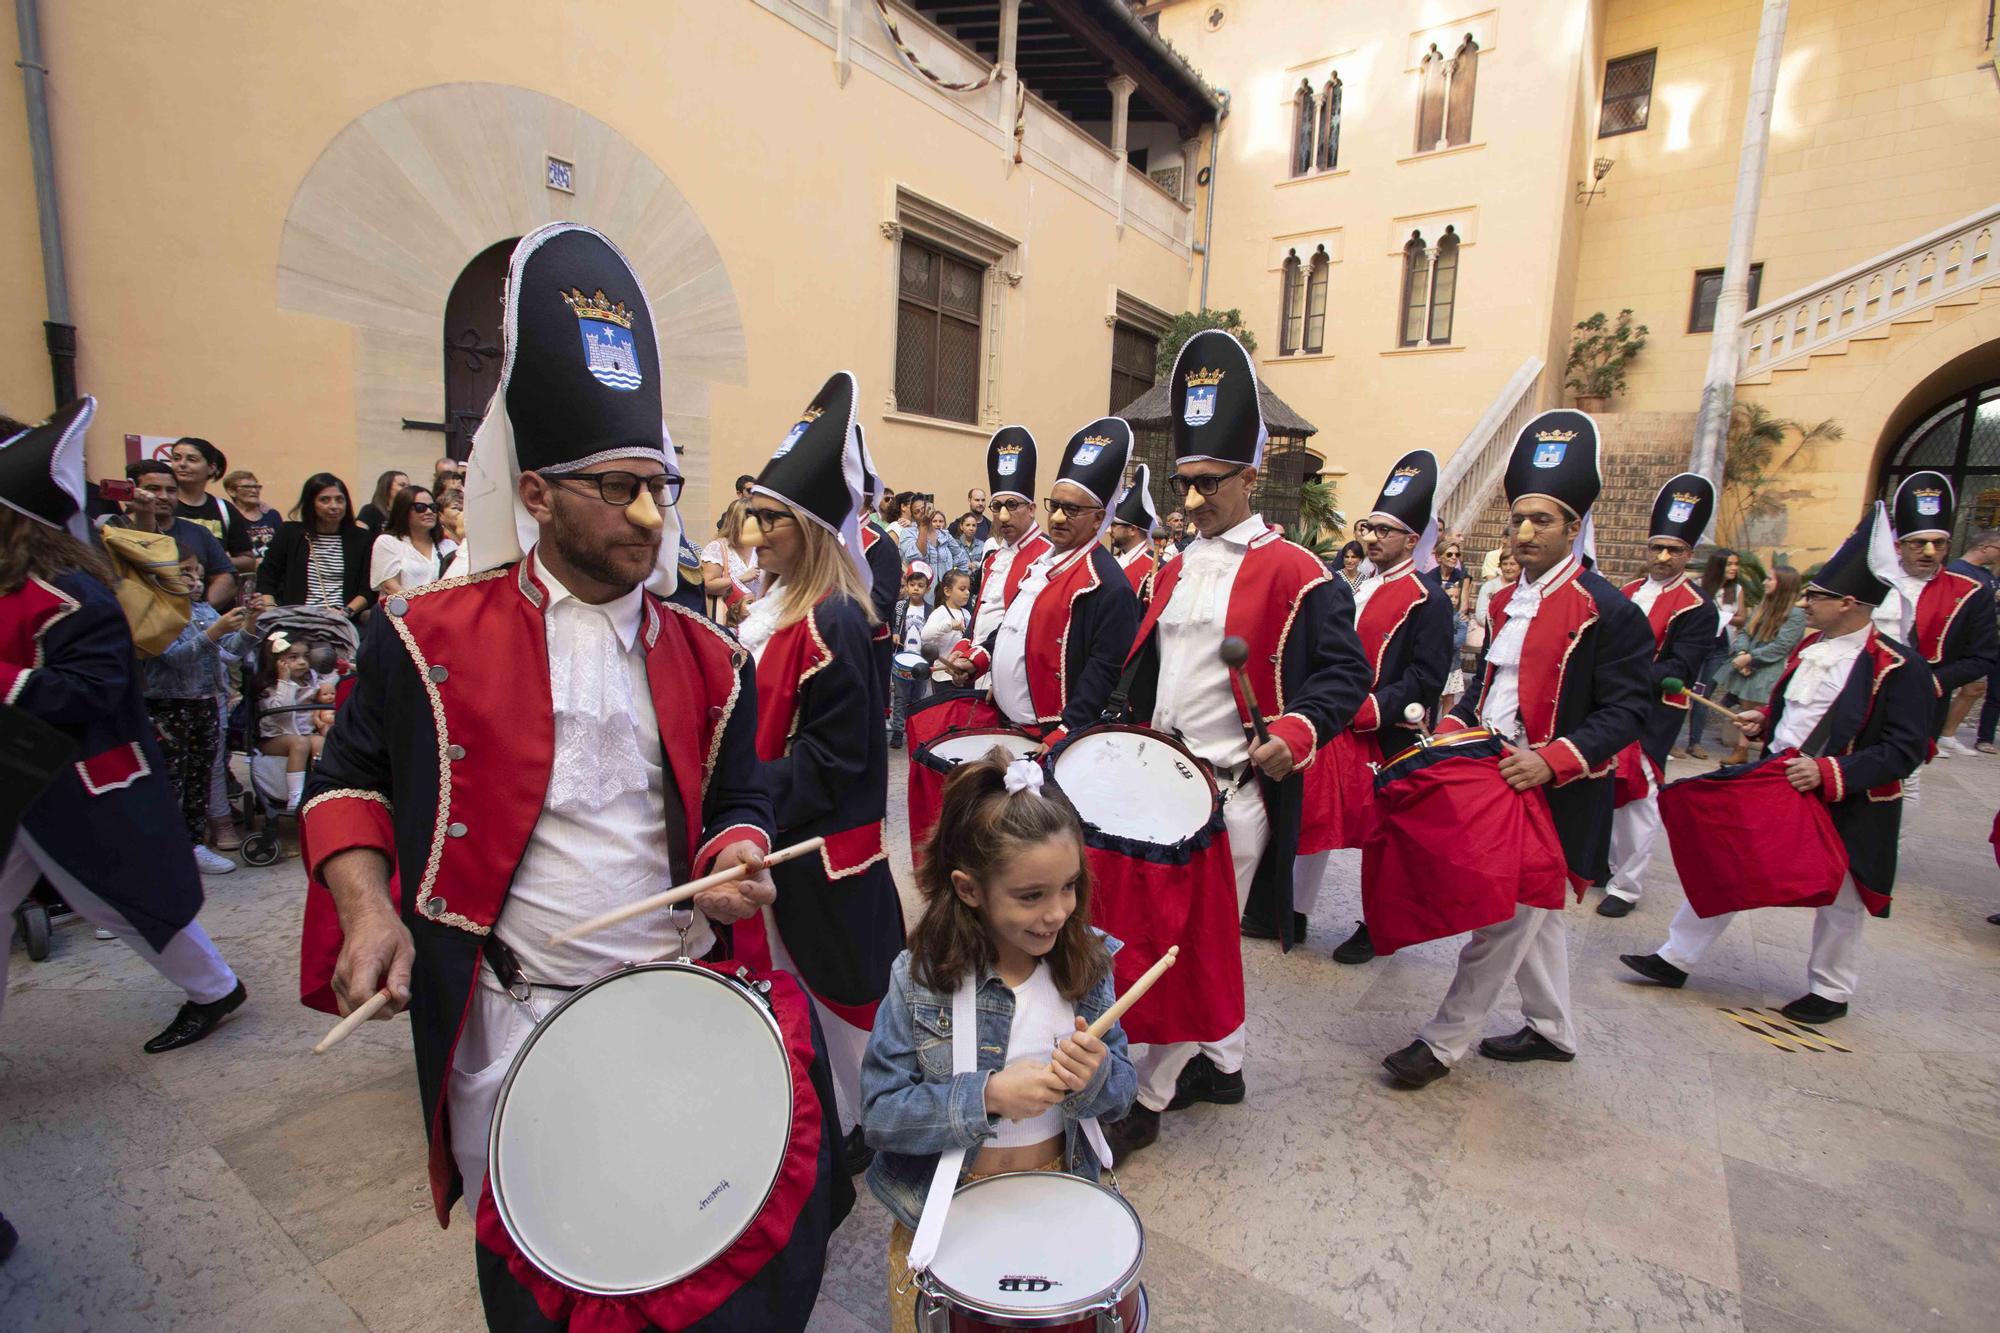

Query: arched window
[1416,45,1446,153]
[1446,35,1479,147]
[1303,247,1330,353]
[1316,74,1343,171]
[1428,228,1460,344]
[1279,251,1305,354]
[1880,380,2000,551]
[1400,232,1430,347]
[1291,80,1315,177]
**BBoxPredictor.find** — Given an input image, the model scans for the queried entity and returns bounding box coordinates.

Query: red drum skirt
[1298,729,1379,854]
[904,691,1008,867]
[1611,740,1657,809]
[1658,751,1849,918]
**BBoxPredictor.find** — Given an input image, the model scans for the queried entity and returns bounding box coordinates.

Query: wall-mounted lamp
[1577,157,1615,206]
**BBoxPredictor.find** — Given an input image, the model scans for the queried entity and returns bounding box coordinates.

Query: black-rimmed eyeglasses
[1167,471,1243,499]
[543,470,683,507]
[1044,497,1103,520]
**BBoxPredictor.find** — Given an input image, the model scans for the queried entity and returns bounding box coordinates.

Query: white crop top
[988,961,1074,1147]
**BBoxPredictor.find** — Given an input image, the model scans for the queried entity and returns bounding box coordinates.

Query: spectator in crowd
[921,567,973,671]
[257,473,374,618]
[432,455,465,492]
[1434,536,1471,716]
[899,498,962,605]
[436,485,465,555]
[117,461,236,610]
[886,491,923,551]
[1713,564,1808,764]
[1165,509,1193,550]
[370,485,446,598]
[716,473,756,531]
[965,486,991,545]
[1679,549,1749,759]
[249,631,322,812]
[221,469,283,562]
[887,565,933,748]
[358,469,408,536]
[1337,540,1365,588]
[1474,549,1520,641]
[141,535,253,876]
[702,497,762,621]
[168,437,255,575]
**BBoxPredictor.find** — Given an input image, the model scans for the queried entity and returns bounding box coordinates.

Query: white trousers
[1658,874,1866,1003]
[1606,780,1661,903]
[0,831,237,1021]
[447,969,555,1210]
[1418,903,1575,1066]
[767,916,871,1135]
[1292,849,1329,916]
[1132,778,1267,1111]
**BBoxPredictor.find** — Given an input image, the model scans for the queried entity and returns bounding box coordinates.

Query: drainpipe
[1689,0,1787,486]
[15,0,75,408]
[1197,89,1228,311]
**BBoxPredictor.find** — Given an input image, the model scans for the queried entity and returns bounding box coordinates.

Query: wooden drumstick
[545,836,825,947]
[1218,637,1272,745]
[1084,947,1178,1040]
[1661,677,1740,723]
[314,989,392,1054]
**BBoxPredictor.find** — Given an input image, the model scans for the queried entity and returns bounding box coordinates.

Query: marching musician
[1382,410,1653,1090]
[948,419,1141,745]
[735,371,908,1177]
[1873,471,1998,751]
[1107,329,1370,1153]
[854,428,903,707]
[1596,474,1720,918]
[1282,449,1455,963]
[303,224,848,1329]
[1622,513,1932,1022]
[957,426,1050,662]
[1108,463,1161,598]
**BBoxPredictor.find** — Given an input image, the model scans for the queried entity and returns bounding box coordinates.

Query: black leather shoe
[1778,993,1848,1024]
[1332,921,1375,965]
[1381,1039,1449,1088]
[143,980,246,1054]
[1238,911,1307,942]
[1166,1053,1246,1110]
[1478,1027,1575,1063]
[1618,952,1688,988]
[1104,1105,1160,1158]
[841,1125,875,1176]
[0,1210,16,1266]
[888,733,905,751]
[1988,913,2000,926]
[1596,893,1636,918]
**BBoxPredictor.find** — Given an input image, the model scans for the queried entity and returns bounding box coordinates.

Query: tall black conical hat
[1368,449,1438,533]
[0,397,92,540]
[986,426,1037,502]
[1113,462,1159,532]
[1503,409,1601,518]
[1810,509,1893,607]
[754,372,863,538]
[1647,472,1715,546]
[1169,329,1265,468]
[1053,418,1133,508]
[1891,470,1954,538]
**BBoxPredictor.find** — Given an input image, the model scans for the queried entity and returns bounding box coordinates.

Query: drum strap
[905,973,1115,1275]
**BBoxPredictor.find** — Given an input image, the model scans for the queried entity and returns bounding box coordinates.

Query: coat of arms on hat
[1667,489,1701,524]
[1183,368,1224,427]
[563,287,641,392]
[777,406,824,458]
[1913,487,1943,517]
[995,441,1024,476]
[1073,434,1112,467]
[1383,465,1420,497]
[1531,428,1575,469]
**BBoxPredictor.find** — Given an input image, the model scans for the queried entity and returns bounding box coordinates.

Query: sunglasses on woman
[410,501,436,514]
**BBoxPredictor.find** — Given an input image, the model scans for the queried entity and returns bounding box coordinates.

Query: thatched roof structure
[1114,378,1319,438]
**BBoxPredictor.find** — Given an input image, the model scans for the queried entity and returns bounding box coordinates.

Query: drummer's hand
[1250,736,1295,781]
[694,840,775,925]
[984,1059,1068,1120]
[333,899,413,1017]
[1784,755,1822,793]
[1051,1018,1105,1094]
[1498,742,1555,791]
[945,654,974,683]
[1735,709,1766,740]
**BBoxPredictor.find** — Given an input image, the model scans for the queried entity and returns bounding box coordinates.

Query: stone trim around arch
[276,82,746,510]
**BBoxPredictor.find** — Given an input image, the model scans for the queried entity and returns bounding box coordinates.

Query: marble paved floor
[4,744,1999,1331]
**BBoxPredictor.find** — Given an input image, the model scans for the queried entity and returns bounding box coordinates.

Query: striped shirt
[304,531,346,608]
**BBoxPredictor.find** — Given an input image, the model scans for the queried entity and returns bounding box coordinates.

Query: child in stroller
[228,607,359,866]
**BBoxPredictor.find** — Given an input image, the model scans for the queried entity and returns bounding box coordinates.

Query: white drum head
[488,965,794,1294]
[929,1172,1142,1315]
[926,730,1038,765]
[894,652,927,670]
[1054,729,1215,845]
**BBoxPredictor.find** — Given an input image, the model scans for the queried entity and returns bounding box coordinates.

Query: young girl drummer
[861,751,1139,1330]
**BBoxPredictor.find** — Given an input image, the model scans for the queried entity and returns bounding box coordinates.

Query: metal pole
[1197,89,1227,310]
[15,0,76,407]
[1690,0,1788,485]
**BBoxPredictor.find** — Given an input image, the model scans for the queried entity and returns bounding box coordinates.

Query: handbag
[99,526,195,656]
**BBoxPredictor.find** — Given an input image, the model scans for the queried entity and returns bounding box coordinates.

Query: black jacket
[256,521,375,610]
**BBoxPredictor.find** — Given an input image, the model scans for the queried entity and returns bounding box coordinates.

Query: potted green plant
[1565,309,1649,412]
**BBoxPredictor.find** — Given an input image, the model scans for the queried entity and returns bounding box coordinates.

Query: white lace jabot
[536,555,649,814]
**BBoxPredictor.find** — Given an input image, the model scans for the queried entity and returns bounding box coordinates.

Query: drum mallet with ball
[1403,702,1432,741]
[1661,677,1740,724]
[1218,636,1272,745]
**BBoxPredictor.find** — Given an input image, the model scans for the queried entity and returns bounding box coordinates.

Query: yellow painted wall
[1159,0,1600,515]
[0,1,1193,525]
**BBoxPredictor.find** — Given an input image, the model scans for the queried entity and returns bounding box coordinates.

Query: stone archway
[276,82,746,509]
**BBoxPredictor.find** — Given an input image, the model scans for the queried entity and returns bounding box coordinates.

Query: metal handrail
[1436,357,1544,531]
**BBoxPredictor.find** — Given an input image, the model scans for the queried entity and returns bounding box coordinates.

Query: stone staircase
[1459,411,1696,588]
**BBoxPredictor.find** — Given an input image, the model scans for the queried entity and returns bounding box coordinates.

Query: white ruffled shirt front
[1480,553,1580,740]
[1770,624,1869,753]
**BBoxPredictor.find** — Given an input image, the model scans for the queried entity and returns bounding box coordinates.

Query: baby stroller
[227,605,360,867]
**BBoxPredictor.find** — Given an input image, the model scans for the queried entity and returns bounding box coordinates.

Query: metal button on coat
[386,596,408,617]
[448,822,467,838]
[425,898,445,918]
[447,744,466,761]
[428,665,449,683]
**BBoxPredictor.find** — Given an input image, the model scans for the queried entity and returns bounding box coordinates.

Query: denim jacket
[860,934,1138,1230]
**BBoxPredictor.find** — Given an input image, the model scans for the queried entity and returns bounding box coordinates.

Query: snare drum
[914,1172,1147,1332]
[486,962,796,1295]
[1046,726,1243,1046]
[904,690,1016,865]
[893,651,928,683]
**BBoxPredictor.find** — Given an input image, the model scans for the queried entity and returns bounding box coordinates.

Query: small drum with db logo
[893,651,928,683]
[914,1172,1147,1332]
[1045,725,1243,1046]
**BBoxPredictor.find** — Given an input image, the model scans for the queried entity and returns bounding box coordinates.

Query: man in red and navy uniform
[950,418,1140,744]
[1623,511,1932,1023]
[1106,330,1370,1153]
[1383,410,1653,1090]
[1108,462,1160,599]
[303,225,848,1331]
[1286,448,1455,963]
[1597,473,1720,918]
[959,425,1050,663]
[1874,471,1998,748]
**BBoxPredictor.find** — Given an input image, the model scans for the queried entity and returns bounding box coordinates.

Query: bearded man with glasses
[1871,472,1997,764]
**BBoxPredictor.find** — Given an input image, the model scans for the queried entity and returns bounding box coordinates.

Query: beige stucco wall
[0,1,1193,526]
[1158,0,1600,513]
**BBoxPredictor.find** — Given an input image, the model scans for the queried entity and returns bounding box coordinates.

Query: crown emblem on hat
[1672,490,1703,505]
[996,442,1024,456]
[800,406,825,424]
[1535,428,1578,444]
[1184,368,1226,388]
[1911,486,1943,499]
[1394,466,1421,479]
[1083,434,1113,447]
[561,287,635,329]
